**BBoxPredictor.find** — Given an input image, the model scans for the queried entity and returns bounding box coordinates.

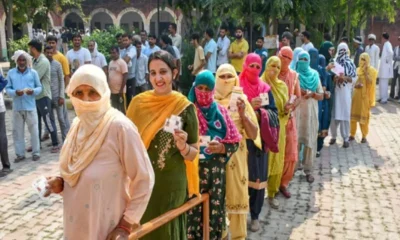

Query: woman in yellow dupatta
[262,56,290,209]
[126,50,200,240]
[350,53,377,143]
[214,63,259,239]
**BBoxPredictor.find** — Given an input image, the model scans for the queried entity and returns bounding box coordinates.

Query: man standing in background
[135,41,149,95]
[0,68,12,177]
[188,33,206,79]
[88,40,108,74]
[217,26,231,68]
[378,32,394,104]
[365,34,380,70]
[390,36,400,100]
[352,36,364,67]
[168,23,182,51]
[229,26,249,74]
[301,31,314,52]
[204,28,218,75]
[254,37,268,76]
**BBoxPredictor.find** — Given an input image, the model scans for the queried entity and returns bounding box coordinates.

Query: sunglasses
[249,63,261,69]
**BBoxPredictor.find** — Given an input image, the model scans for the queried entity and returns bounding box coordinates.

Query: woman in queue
[45,64,155,240]
[214,62,259,239]
[262,57,291,209]
[187,70,241,240]
[127,50,200,240]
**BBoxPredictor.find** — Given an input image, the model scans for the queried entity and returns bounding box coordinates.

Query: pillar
[0,17,7,61]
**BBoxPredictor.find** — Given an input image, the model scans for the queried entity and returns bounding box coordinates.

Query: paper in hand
[199,136,211,147]
[289,95,297,104]
[163,115,183,133]
[260,93,269,106]
[32,176,48,199]
[331,62,345,76]
[229,87,243,112]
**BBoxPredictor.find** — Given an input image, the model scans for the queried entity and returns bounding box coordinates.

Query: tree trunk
[6,0,13,40]
[346,0,352,39]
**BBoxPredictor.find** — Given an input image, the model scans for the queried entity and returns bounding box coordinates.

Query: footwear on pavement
[14,156,26,163]
[41,134,50,142]
[329,139,336,145]
[32,155,40,161]
[268,197,280,209]
[279,186,291,198]
[250,219,260,232]
[343,141,350,148]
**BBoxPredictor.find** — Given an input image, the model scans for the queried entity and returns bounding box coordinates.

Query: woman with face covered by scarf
[329,43,356,148]
[187,70,241,240]
[296,51,324,183]
[213,62,258,238]
[316,54,332,157]
[45,64,155,240]
[127,51,200,240]
[262,56,291,209]
[290,47,303,70]
[350,53,377,143]
[240,54,278,231]
[278,47,302,198]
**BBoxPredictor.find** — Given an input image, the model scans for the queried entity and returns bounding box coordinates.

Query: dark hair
[323,33,332,41]
[282,31,293,40]
[88,40,96,45]
[341,37,349,43]
[382,32,389,40]
[44,45,53,51]
[140,30,147,35]
[46,35,58,43]
[205,28,214,38]
[115,33,122,39]
[148,50,177,71]
[220,26,227,32]
[191,33,200,41]
[161,34,172,45]
[135,41,142,47]
[302,31,311,40]
[28,40,43,52]
[121,33,130,39]
[110,46,119,53]
[235,26,244,32]
[257,37,264,42]
[72,33,82,40]
[148,34,157,39]
[169,23,177,31]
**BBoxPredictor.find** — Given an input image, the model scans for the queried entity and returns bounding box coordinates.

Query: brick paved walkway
[1,101,400,239]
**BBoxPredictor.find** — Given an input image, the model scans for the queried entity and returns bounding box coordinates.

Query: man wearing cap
[378,32,394,104]
[352,36,364,67]
[390,36,400,100]
[365,34,380,70]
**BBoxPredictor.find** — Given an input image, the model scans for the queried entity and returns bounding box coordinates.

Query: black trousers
[126,77,136,108]
[0,112,10,169]
[36,97,58,147]
[390,68,400,98]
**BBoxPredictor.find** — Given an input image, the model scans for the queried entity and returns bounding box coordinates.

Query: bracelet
[177,143,187,152]
[184,145,191,156]
[117,225,131,234]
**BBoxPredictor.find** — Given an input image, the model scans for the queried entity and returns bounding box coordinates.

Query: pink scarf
[240,53,271,102]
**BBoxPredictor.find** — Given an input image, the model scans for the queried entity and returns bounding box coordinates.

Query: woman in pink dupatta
[239,53,277,232]
[278,47,302,198]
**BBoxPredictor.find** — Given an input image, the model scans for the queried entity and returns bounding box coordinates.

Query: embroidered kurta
[63,117,154,240]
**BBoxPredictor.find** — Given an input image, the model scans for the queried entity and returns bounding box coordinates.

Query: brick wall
[366,10,400,49]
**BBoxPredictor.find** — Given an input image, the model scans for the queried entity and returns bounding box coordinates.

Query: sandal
[306,174,315,183]
[349,136,355,141]
[361,138,367,143]
[316,152,321,158]
[279,186,291,198]
[329,139,336,145]
[268,198,280,209]
[51,146,60,153]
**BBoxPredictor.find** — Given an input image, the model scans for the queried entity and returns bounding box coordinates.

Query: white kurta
[378,41,394,79]
[365,44,380,70]
[333,77,357,121]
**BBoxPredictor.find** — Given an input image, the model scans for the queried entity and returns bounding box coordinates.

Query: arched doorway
[119,10,145,34]
[90,12,114,31]
[149,10,175,35]
[64,12,84,30]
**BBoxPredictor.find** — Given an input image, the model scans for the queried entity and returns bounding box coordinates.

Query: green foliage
[83,26,125,62]
[7,35,30,67]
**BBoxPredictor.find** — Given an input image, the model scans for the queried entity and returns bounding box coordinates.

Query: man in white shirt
[391,36,400,100]
[88,40,107,74]
[66,34,91,74]
[301,31,314,52]
[120,33,137,105]
[204,28,218,74]
[378,32,394,104]
[365,34,380,70]
[168,23,182,51]
[140,30,150,49]
[143,34,161,57]
[134,41,149,95]
[216,26,230,68]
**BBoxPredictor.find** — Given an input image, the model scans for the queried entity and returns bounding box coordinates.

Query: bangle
[117,225,131,234]
[184,145,191,156]
[177,143,187,152]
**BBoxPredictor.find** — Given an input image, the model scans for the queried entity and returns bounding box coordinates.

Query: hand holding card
[164,115,183,133]
[32,176,49,199]
[260,93,269,106]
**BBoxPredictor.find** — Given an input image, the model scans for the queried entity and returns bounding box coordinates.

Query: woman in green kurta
[127,50,200,240]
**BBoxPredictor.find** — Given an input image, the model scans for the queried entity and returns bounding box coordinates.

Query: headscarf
[290,47,303,70]
[278,47,293,78]
[296,51,320,92]
[319,41,334,63]
[90,41,99,58]
[335,43,356,78]
[318,54,328,86]
[357,53,377,106]
[188,70,241,145]
[11,50,33,68]
[239,55,271,102]
[309,48,319,71]
[262,57,288,113]
[127,88,199,198]
[60,64,119,187]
